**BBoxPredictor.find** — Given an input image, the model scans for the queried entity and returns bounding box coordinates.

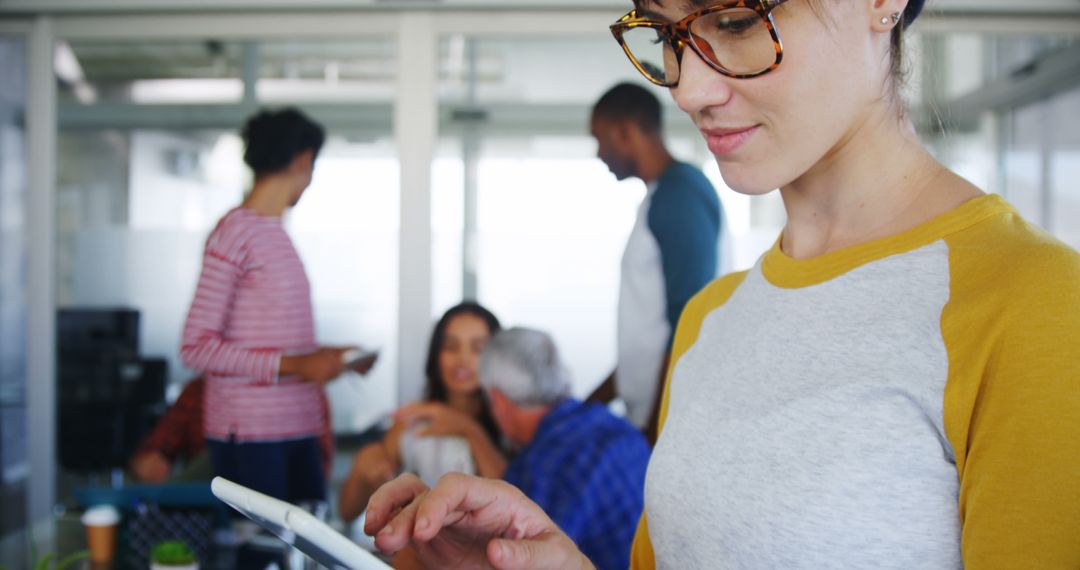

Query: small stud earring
[890,11,902,23]
[880,16,890,24]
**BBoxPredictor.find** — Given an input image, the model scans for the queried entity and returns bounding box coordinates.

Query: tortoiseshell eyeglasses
[610,0,791,87]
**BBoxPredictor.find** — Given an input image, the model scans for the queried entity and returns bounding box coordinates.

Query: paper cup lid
[81,505,120,526]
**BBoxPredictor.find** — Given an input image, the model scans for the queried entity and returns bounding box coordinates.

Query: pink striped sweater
[181,208,324,442]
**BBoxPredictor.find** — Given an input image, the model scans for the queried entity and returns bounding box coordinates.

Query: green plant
[0,537,89,570]
[31,551,91,570]
[151,540,197,565]
[0,549,89,570]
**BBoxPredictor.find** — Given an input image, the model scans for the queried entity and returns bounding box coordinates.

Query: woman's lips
[703,125,759,156]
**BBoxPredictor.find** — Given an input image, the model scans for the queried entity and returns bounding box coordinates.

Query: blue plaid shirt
[503,399,651,570]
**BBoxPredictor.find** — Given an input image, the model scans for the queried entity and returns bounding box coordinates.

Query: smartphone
[342,348,379,375]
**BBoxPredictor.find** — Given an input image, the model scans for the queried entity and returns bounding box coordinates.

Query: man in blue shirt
[588,82,724,444]
[479,327,650,570]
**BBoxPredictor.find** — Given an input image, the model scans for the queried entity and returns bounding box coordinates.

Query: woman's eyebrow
[635,0,716,20]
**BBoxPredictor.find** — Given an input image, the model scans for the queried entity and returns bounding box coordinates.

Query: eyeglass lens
[620,7,777,84]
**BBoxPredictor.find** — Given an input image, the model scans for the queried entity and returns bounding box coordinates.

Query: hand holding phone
[342,348,379,375]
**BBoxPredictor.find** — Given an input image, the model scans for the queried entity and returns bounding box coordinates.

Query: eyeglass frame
[610,0,792,87]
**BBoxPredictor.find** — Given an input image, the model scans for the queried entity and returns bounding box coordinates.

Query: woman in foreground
[364,0,1080,567]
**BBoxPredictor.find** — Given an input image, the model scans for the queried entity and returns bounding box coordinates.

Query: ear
[291,149,315,173]
[615,120,638,142]
[869,0,909,32]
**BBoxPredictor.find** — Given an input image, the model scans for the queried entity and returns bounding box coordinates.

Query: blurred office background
[0,0,1078,541]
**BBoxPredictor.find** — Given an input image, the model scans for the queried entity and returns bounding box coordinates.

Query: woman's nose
[671,47,734,117]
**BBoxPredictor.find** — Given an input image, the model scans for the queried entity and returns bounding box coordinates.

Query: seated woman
[338,302,507,524]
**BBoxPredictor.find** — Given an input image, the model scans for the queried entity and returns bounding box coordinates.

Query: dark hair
[592,82,663,134]
[423,302,502,442]
[894,1,925,94]
[888,18,907,98]
[241,107,326,176]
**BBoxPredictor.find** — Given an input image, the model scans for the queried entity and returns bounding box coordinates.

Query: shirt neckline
[234,206,283,223]
[761,194,1011,289]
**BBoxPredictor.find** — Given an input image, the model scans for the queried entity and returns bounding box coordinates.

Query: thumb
[488,537,566,570]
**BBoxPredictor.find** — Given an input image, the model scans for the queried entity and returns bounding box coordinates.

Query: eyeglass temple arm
[615,10,640,25]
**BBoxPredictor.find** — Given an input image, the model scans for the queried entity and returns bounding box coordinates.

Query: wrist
[377,440,396,467]
[279,354,299,376]
[460,419,482,441]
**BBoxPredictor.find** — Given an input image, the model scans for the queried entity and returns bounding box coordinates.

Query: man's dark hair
[241,107,326,176]
[591,82,663,134]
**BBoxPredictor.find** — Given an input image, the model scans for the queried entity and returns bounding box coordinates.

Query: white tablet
[211,477,392,570]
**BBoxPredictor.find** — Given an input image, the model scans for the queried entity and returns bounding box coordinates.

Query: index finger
[364,473,429,536]
[411,473,543,543]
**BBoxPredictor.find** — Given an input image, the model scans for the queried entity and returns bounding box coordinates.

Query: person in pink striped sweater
[181,107,351,504]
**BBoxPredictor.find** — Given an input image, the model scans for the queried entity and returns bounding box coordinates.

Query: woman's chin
[726,180,781,197]
[716,165,782,197]
[445,379,480,396]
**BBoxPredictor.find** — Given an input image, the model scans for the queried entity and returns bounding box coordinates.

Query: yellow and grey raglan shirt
[630,195,1080,569]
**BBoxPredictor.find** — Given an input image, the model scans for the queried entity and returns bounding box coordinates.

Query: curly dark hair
[424,302,502,443]
[241,107,326,176]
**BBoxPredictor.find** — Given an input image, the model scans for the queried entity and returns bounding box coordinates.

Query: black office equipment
[57,308,166,473]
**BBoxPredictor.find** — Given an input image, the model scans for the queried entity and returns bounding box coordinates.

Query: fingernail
[415,518,429,532]
[377,524,392,537]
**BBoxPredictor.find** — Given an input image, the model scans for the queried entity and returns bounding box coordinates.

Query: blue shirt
[647,161,722,338]
[503,399,651,570]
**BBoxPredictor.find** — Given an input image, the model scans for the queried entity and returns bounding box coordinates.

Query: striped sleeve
[180,231,281,384]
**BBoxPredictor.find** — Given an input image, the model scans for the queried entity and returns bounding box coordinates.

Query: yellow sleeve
[629,271,748,569]
[943,218,1080,568]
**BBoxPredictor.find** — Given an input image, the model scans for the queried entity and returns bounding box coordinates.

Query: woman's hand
[280,346,351,385]
[395,402,478,438]
[365,473,594,570]
[397,401,509,479]
[130,451,171,484]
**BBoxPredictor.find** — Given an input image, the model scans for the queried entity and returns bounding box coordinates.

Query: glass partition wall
[0,34,29,540]
[55,38,403,449]
[916,32,1080,249]
[436,34,656,394]
[433,33,788,394]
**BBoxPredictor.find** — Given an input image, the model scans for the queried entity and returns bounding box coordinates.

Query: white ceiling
[1,0,1080,14]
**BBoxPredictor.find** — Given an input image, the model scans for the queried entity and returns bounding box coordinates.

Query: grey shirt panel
[646,240,961,569]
